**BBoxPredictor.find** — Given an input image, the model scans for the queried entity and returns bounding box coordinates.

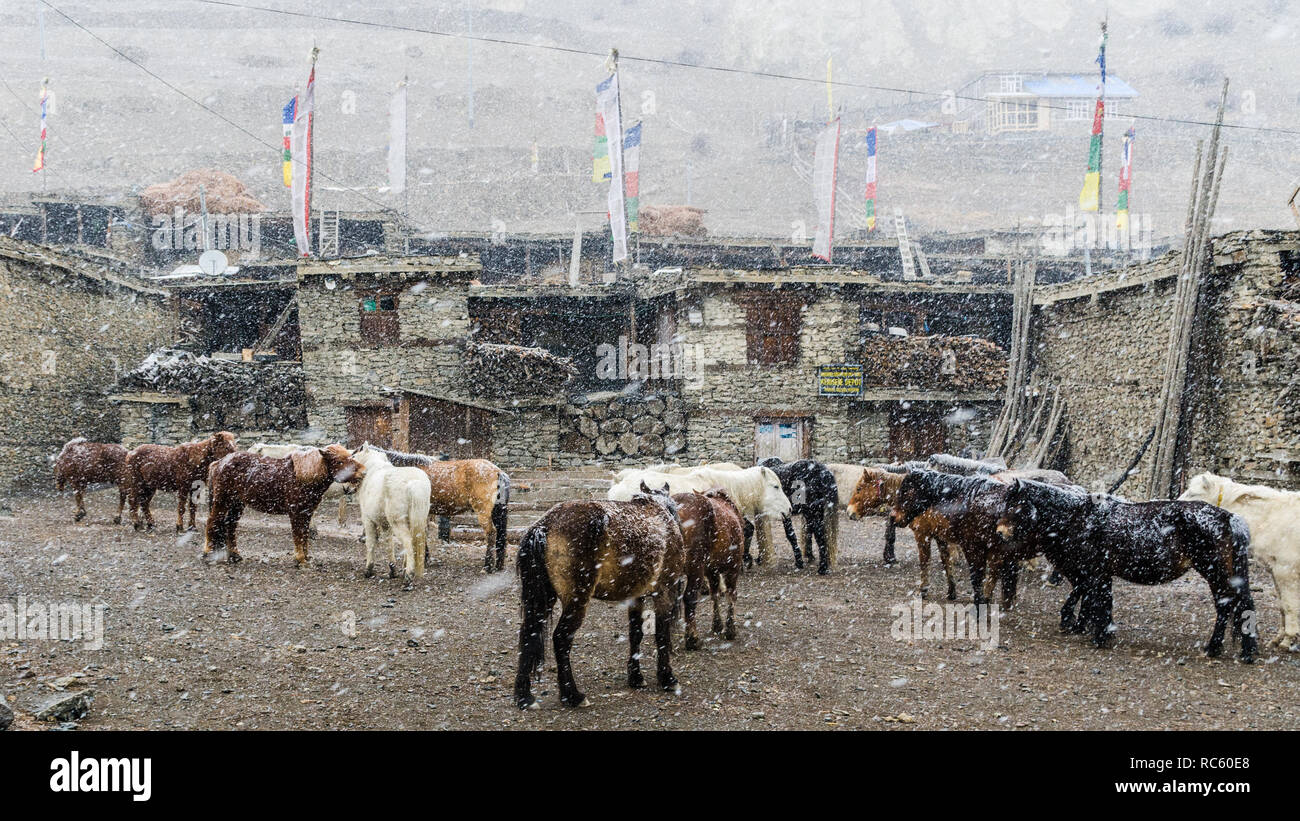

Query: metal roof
[1022,75,1138,98]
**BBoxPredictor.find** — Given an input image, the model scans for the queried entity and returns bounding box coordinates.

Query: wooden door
[407,395,492,459]
[888,405,947,462]
[345,406,393,449]
[755,418,806,462]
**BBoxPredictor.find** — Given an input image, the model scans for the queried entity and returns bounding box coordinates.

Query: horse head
[995,479,1034,542]
[846,469,887,520]
[321,444,366,488]
[891,471,939,527]
[756,467,793,518]
[638,480,680,523]
[1178,472,1224,504]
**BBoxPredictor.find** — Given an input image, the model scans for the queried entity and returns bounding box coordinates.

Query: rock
[588,404,608,421]
[594,435,619,456]
[623,402,647,420]
[663,411,685,431]
[644,398,666,416]
[601,418,631,434]
[631,416,658,434]
[0,696,11,730]
[35,690,93,723]
[639,433,665,456]
[618,432,641,456]
[664,432,686,455]
[577,417,599,439]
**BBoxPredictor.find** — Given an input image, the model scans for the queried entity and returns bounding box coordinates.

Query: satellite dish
[198,249,229,276]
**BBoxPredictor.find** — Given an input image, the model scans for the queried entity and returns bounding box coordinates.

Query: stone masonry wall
[0,245,173,500]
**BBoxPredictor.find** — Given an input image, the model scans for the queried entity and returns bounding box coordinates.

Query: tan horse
[54,439,129,524]
[847,467,961,599]
[125,432,238,532]
[676,489,746,648]
[375,448,511,573]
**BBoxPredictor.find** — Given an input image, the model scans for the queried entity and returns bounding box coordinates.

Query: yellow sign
[818,364,863,397]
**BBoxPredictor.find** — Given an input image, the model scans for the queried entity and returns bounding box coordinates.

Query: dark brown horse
[53,439,129,524]
[847,467,962,599]
[676,489,746,648]
[125,432,238,532]
[515,482,686,710]
[204,444,365,566]
[998,480,1258,662]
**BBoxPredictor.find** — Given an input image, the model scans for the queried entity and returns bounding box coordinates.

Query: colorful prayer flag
[596,73,628,262]
[624,121,641,234]
[281,97,296,187]
[812,118,841,262]
[863,127,877,232]
[1117,126,1134,231]
[32,82,47,173]
[592,113,611,183]
[291,58,316,257]
[1077,23,1107,212]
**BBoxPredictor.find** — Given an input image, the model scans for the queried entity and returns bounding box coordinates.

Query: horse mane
[1015,478,1092,516]
[380,447,439,468]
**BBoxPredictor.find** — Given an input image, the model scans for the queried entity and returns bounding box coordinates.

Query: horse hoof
[724,627,737,641]
[516,695,537,710]
[364,566,375,578]
[1204,643,1224,658]
[818,565,830,576]
[684,636,699,652]
[388,563,397,579]
[561,693,588,708]
[74,511,86,523]
[628,674,646,689]
[228,552,242,565]
[112,516,122,525]
[658,674,678,691]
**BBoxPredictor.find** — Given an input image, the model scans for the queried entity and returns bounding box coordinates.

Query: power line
[186,0,1300,138]
[38,0,413,230]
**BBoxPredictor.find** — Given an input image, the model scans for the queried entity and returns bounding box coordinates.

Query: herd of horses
[50,433,1300,712]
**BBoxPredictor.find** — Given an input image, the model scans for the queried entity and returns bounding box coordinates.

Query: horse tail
[517,523,556,665]
[492,472,511,557]
[409,481,431,577]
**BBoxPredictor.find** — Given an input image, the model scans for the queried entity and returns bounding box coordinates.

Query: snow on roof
[1023,75,1138,98]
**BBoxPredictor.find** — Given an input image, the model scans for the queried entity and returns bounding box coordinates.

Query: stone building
[0,238,173,502]
[1031,229,1300,493]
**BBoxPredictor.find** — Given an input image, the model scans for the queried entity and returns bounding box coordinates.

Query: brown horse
[204,444,365,566]
[376,448,510,573]
[847,467,962,600]
[125,432,238,532]
[676,489,747,648]
[53,439,129,524]
[514,482,686,710]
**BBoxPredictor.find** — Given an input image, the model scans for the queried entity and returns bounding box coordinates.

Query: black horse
[998,480,1257,662]
[758,458,838,574]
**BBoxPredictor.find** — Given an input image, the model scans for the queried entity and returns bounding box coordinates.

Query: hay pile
[140,169,266,217]
[860,334,1007,392]
[639,205,707,238]
[116,348,306,431]
[462,342,576,398]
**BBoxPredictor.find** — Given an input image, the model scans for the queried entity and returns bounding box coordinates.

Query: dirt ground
[3,486,1299,731]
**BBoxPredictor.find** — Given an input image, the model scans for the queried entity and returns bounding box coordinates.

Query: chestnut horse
[376,448,511,573]
[515,482,686,710]
[204,444,365,566]
[54,439,128,524]
[125,432,238,532]
[676,489,746,648]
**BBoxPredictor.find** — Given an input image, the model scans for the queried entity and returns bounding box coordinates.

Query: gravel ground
[3,486,1299,731]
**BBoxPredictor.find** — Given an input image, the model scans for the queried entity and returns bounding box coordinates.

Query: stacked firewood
[639,205,707,238]
[462,342,577,398]
[115,348,306,431]
[139,169,266,217]
[859,334,1007,392]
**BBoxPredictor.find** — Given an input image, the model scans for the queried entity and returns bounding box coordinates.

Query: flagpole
[610,47,630,275]
[403,74,409,217]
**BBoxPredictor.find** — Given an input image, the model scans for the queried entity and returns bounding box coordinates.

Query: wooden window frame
[359,291,400,346]
[740,293,803,366]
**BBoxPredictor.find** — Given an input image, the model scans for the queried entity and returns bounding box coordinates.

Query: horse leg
[682,576,701,651]
[1000,557,1020,610]
[395,521,417,585]
[781,516,802,569]
[553,600,591,707]
[1267,567,1300,651]
[812,510,831,575]
[477,505,497,573]
[1235,584,1258,663]
[224,503,243,563]
[73,484,87,523]
[412,513,427,580]
[755,516,772,566]
[709,570,724,634]
[967,550,988,607]
[363,518,378,578]
[1087,578,1114,648]
[1060,585,1083,633]
[883,518,897,565]
[798,515,812,562]
[723,570,739,640]
[826,506,840,570]
[188,481,199,531]
[937,541,958,601]
[628,598,648,686]
[916,536,933,598]
[291,514,312,566]
[653,592,679,692]
[175,487,187,533]
[742,519,754,569]
[1205,584,1232,659]
[980,553,1000,607]
[114,485,125,525]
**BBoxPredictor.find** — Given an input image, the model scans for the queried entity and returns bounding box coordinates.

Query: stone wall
[558,391,686,463]
[1032,231,1300,494]
[0,241,173,500]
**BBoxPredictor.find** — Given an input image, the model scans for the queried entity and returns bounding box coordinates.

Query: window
[360,293,399,345]
[743,294,802,366]
[998,74,1023,93]
[988,100,1038,132]
[1064,99,1090,121]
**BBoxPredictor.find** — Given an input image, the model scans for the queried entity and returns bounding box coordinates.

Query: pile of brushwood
[860,334,1007,392]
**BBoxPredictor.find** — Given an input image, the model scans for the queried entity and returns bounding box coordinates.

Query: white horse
[351,447,432,581]
[1181,472,1300,651]
[610,465,792,563]
[247,443,350,528]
